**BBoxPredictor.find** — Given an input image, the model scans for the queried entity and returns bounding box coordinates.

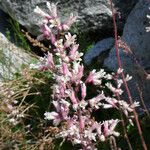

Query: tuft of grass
[0,68,55,149]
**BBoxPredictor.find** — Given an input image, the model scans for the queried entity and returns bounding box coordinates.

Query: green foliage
[5,29,11,40]
[77,32,94,54]
[7,17,31,51]
[54,139,74,150]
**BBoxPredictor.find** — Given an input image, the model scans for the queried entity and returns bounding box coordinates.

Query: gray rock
[104,0,150,109]
[84,37,114,65]
[0,0,137,36]
[0,33,36,80]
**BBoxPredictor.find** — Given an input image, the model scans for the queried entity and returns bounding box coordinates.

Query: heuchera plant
[31,2,139,149]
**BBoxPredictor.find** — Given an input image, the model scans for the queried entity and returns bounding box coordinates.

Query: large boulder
[84,37,114,65]
[0,0,137,36]
[0,32,36,80]
[104,0,150,109]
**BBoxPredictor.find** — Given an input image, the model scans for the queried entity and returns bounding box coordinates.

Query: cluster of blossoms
[31,2,139,149]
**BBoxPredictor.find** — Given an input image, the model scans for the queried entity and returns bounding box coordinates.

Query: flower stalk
[109,0,147,149]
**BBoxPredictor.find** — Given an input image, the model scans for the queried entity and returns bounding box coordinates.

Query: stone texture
[84,37,114,65]
[104,0,150,109]
[0,33,36,80]
[0,0,137,36]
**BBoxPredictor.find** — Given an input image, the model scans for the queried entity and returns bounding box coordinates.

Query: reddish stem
[109,0,147,150]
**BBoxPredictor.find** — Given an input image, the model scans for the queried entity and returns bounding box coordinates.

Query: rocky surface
[104,0,150,109]
[84,37,114,65]
[0,33,36,80]
[0,0,137,36]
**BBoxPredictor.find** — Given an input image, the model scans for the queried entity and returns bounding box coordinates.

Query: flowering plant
[31,2,139,149]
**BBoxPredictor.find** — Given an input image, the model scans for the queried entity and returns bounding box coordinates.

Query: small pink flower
[69,44,79,56]
[103,121,109,137]
[54,39,64,51]
[53,100,60,112]
[44,111,61,126]
[59,99,70,119]
[106,82,123,95]
[79,100,88,109]
[47,52,54,69]
[84,129,97,141]
[50,32,56,44]
[62,13,76,30]
[81,83,86,100]
[71,62,84,84]
[59,82,66,98]
[46,2,58,18]
[69,90,78,106]
[79,116,86,131]
[103,97,118,109]
[88,92,105,109]
[109,119,120,137]
[61,63,70,75]
[49,18,61,29]
[85,69,106,85]
[51,100,70,121]
[37,24,51,41]
[69,44,83,61]
[103,119,120,137]
[78,64,84,79]
[34,6,51,20]
[64,32,76,47]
